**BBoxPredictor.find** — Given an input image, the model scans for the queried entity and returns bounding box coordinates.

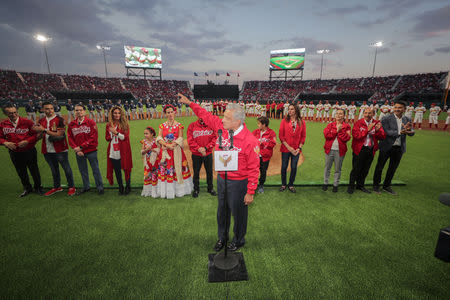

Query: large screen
[270,48,305,70]
[124,46,162,69]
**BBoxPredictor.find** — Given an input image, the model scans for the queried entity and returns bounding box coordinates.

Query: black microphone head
[229,129,234,135]
[439,193,450,207]
[218,129,223,135]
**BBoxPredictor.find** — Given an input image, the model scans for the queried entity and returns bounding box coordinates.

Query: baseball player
[413,102,426,129]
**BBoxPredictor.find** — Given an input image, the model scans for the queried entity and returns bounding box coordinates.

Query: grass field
[1,108,449,299]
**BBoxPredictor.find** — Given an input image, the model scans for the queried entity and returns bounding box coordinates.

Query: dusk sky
[1,0,449,86]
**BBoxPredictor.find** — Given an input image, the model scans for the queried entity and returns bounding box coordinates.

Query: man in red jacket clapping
[347,108,386,194]
[187,118,217,198]
[252,116,277,193]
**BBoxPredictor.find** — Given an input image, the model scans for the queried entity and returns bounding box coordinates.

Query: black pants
[373,146,403,188]
[192,154,213,192]
[349,146,374,189]
[259,157,270,186]
[110,158,130,187]
[9,148,41,191]
[217,176,248,246]
[281,152,300,187]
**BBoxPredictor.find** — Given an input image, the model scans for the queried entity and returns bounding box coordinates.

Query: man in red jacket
[252,116,277,193]
[187,117,217,198]
[323,109,351,193]
[33,101,76,196]
[1,103,43,197]
[68,104,104,195]
[178,93,259,252]
[347,108,386,194]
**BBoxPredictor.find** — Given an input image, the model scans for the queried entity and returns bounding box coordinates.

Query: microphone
[229,130,234,149]
[218,129,223,149]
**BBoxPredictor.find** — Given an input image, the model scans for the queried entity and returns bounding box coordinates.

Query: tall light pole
[96,45,111,78]
[317,49,330,80]
[35,34,51,74]
[371,41,383,77]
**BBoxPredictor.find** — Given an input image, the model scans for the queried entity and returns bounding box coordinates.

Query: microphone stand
[213,129,239,270]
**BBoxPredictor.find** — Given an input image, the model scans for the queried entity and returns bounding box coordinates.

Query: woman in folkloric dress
[156,104,193,199]
[140,126,160,198]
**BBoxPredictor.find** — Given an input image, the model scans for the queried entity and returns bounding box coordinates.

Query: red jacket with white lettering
[279,118,306,153]
[190,102,260,195]
[252,128,277,162]
[187,119,217,156]
[0,117,38,152]
[38,115,69,154]
[351,118,386,155]
[323,121,352,156]
[68,117,98,154]
[105,124,133,185]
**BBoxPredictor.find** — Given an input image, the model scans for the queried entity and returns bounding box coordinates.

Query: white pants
[89,111,95,119]
[316,111,323,118]
[308,110,314,117]
[446,116,450,125]
[414,114,423,123]
[324,111,330,118]
[301,110,307,117]
[405,112,413,119]
[379,112,388,120]
[27,112,36,122]
[332,110,337,118]
[429,115,438,124]
[348,113,355,120]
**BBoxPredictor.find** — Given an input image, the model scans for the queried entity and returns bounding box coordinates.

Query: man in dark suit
[373,100,414,195]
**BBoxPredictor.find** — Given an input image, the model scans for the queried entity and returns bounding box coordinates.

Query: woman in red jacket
[105,106,133,195]
[279,104,306,193]
[322,109,351,192]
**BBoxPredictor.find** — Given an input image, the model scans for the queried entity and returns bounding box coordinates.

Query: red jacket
[38,115,68,154]
[252,128,277,162]
[266,104,271,111]
[105,124,133,185]
[190,102,260,194]
[279,118,306,153]
[351,118,386,155]
[187,119,217,156]
[276,103,284,110]
[323,121,351,156]
[271,103,276,109]
[68,117,98,154]
[0,117,38,152]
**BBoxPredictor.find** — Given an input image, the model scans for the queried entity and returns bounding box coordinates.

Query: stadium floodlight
[317,49,330,80]
[370,41,383,77]
[96,45,111,78]
[34,34,51,74]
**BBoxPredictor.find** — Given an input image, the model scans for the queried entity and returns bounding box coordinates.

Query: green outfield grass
[1,109,449,299]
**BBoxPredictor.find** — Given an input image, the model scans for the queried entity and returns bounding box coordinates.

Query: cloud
[424,50,435,56]
[410,4,450,39]
[434,45,450,53]
[264,37,343,53]
[317,4,368,16]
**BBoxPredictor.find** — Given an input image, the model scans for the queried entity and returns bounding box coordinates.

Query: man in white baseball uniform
[405,102,415,120]
[359,101,369,120]
[413,102,426,129]
[323,100,331,122]
[379,100,390,120]
[300,101,307,118]
[316,100,324,122]
[428,103,441,129]
[308,101,315,121]
[443,107,450,131]
[340,101,347,119]
[347,101,357,124]
[331,101,340,119]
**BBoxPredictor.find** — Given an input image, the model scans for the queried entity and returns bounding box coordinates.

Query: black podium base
[208,252,248,282]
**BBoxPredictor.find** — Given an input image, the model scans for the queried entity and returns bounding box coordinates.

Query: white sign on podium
[214,150,238,171]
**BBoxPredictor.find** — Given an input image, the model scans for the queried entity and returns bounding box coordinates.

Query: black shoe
[356,186,371,194]
[19,189,32,197]
[373,186,381,194]
[208,189,217,196]
[192,190,199,198]
[332,186,338,193]
[227,242,243,252]
[288,186,296,193]
[76,188,90,196]
[383,186,397,195]
[347,187,354,194]
[257,185,264,194]
[35,187,44,195]
[124,185,131,195]
[119,186,124,195]
[98,189,104,195]
[322,184,328,191]
[279,186,286,192]
[213,240,225,252]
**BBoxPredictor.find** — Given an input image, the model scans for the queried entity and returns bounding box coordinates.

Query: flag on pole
[194,72,198,76]
[205,72,209,76]
[226,73,230,76]
[237,73,240,77]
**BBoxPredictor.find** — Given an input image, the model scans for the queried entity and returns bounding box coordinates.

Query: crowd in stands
[0,69,446,104]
